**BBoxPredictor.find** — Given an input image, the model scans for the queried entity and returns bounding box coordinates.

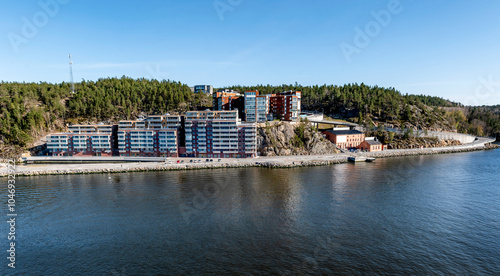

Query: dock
[348,156,376,162]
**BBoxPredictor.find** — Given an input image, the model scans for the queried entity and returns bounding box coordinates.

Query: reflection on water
[1,149,500,275]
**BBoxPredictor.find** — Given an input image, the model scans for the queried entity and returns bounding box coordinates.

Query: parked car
[177,160,180,163]
[210,159,213,162]
[190,160,193,163]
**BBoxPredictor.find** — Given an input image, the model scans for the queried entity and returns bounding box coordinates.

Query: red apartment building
[214,89,302,122]
[269,91,301,121]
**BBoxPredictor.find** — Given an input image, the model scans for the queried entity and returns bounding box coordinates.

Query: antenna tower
[69,54,75,94]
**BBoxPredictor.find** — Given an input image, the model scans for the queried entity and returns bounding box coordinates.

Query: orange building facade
[323,129,365,149]
[213,89,302,122]
[358,139,384,152]
[212,90,242,111]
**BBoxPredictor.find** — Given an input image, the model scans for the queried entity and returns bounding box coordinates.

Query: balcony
[147,118,163,123]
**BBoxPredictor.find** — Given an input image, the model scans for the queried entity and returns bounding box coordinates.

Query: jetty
[348,156,376,162]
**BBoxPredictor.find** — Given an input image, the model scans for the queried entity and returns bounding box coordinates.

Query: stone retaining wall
[420,130,476,144]
[387,128,476,144]
[2,144,498,177]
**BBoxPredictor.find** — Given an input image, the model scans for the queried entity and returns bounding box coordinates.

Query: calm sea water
[2,148,500,275]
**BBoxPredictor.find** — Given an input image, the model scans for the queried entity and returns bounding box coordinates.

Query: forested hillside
[0,79,499,151]
[228,83,458,126]
[226,83,500,137]
[0,77,211,147]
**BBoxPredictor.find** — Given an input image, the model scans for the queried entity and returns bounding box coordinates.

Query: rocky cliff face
[257,122,338,156]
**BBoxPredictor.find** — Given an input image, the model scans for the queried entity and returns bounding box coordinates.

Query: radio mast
[69,54,75,94]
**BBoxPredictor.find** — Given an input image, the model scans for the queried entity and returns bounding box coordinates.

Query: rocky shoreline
[1,143,498,177]
[368,143,499,158]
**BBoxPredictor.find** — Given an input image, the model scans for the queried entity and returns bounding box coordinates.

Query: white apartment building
[185,110,257,158]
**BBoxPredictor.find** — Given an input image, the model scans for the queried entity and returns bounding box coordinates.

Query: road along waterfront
[1,138,498,177]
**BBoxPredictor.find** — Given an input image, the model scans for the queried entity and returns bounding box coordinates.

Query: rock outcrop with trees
[257,122,338,156]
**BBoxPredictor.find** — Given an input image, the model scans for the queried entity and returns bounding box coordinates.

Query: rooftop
[325,129,363,136]
[364,139,382,145]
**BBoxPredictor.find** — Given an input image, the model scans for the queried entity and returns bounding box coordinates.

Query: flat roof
[364,140,382,145]
[325,129,363,135]
[69,124,113,127]
[48,133,112,136]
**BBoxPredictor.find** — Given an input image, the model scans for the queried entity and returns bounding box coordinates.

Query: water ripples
[1,149,500,275]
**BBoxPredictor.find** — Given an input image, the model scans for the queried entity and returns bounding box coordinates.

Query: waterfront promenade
[1,137,497,177]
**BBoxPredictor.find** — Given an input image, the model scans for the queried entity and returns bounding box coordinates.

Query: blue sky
[2,0,500,105]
